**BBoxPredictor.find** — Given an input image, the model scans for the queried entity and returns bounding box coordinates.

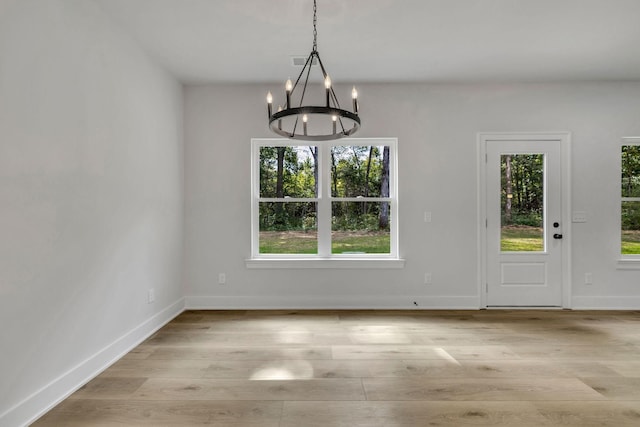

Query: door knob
[553,233,563,239]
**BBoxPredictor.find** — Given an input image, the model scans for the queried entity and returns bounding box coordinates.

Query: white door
[485,138,564,307]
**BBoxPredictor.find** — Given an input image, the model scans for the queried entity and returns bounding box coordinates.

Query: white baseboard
[185,295,481,310]
[570,296,640,310]
[2,298,185,427]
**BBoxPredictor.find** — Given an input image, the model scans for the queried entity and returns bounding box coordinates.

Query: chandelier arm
[315,50,329,82]
[329,87,341,109]
[314,52,342,109]
[297,53,315,108]
[291,53,315,137]
[337,116,347,134]
[292,51,315,93]
[287,51,312,137]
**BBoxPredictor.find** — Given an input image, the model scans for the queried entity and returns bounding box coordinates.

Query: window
[250,138,400,265]
[621,138,640,257]
[500,154,544,252]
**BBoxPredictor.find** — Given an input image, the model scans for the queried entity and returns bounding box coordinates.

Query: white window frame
[618,137,640,269]
[246,137,404,269]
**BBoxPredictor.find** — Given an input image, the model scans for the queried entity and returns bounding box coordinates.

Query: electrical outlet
[585,272,593,285]
[218,273,226,285]
[147,289,155,304]
[424,211,432,223]
[424,272,432,285]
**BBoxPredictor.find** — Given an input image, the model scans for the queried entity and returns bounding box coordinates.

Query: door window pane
[500,154,544,252]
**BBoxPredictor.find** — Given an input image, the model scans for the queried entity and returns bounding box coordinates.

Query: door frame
[477,132,572,309]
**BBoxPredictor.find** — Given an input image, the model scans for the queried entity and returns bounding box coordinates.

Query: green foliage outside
[330,145,390,231]
[500,154,543,228]
[621,146,640,254]
[500,154,544,251]
[621,145,640,198]
[259,147,317,231]
[259,145,390,254]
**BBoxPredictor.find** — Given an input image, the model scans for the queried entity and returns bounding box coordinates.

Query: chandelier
[266,0,360,141]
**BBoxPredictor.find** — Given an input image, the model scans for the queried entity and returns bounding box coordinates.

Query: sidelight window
[621,139,640,256]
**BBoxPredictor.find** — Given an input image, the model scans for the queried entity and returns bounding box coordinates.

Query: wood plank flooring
[33,310,640,426]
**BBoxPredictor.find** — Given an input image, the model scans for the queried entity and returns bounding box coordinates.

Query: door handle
[553,233,563,239]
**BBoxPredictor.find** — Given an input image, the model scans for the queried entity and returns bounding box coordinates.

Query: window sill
[616,258,640,270]
[245,257,406,269]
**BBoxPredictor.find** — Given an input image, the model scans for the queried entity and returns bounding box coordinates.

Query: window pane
[331,145,390,198]
[621,145,640,197]
[259,202,317,254]
[622,201,640,255]
[260,146,317,198]
[331,202,390,254]
[500,154,544,252]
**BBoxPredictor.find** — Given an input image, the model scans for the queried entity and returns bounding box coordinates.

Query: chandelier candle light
[266,0,361,141]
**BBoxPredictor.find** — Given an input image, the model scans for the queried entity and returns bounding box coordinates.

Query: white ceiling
[95,0,640,84]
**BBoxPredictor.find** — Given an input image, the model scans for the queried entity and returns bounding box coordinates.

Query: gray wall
[0,0,184,424]
[184,82,640,308]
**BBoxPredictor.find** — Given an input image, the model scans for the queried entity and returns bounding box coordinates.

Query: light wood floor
[33,310,640,426]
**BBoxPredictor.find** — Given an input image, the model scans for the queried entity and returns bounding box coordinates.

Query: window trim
[618,137,640,268]
[248,138,403,268]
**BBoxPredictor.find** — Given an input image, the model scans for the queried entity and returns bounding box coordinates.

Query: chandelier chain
[312,0,318,51]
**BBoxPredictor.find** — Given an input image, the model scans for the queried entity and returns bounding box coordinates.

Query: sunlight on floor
[249,360,314,380]
[435,347,461,366]
[276,329,313,344]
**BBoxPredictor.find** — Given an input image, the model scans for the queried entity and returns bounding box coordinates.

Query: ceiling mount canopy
[266,0,360,141]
